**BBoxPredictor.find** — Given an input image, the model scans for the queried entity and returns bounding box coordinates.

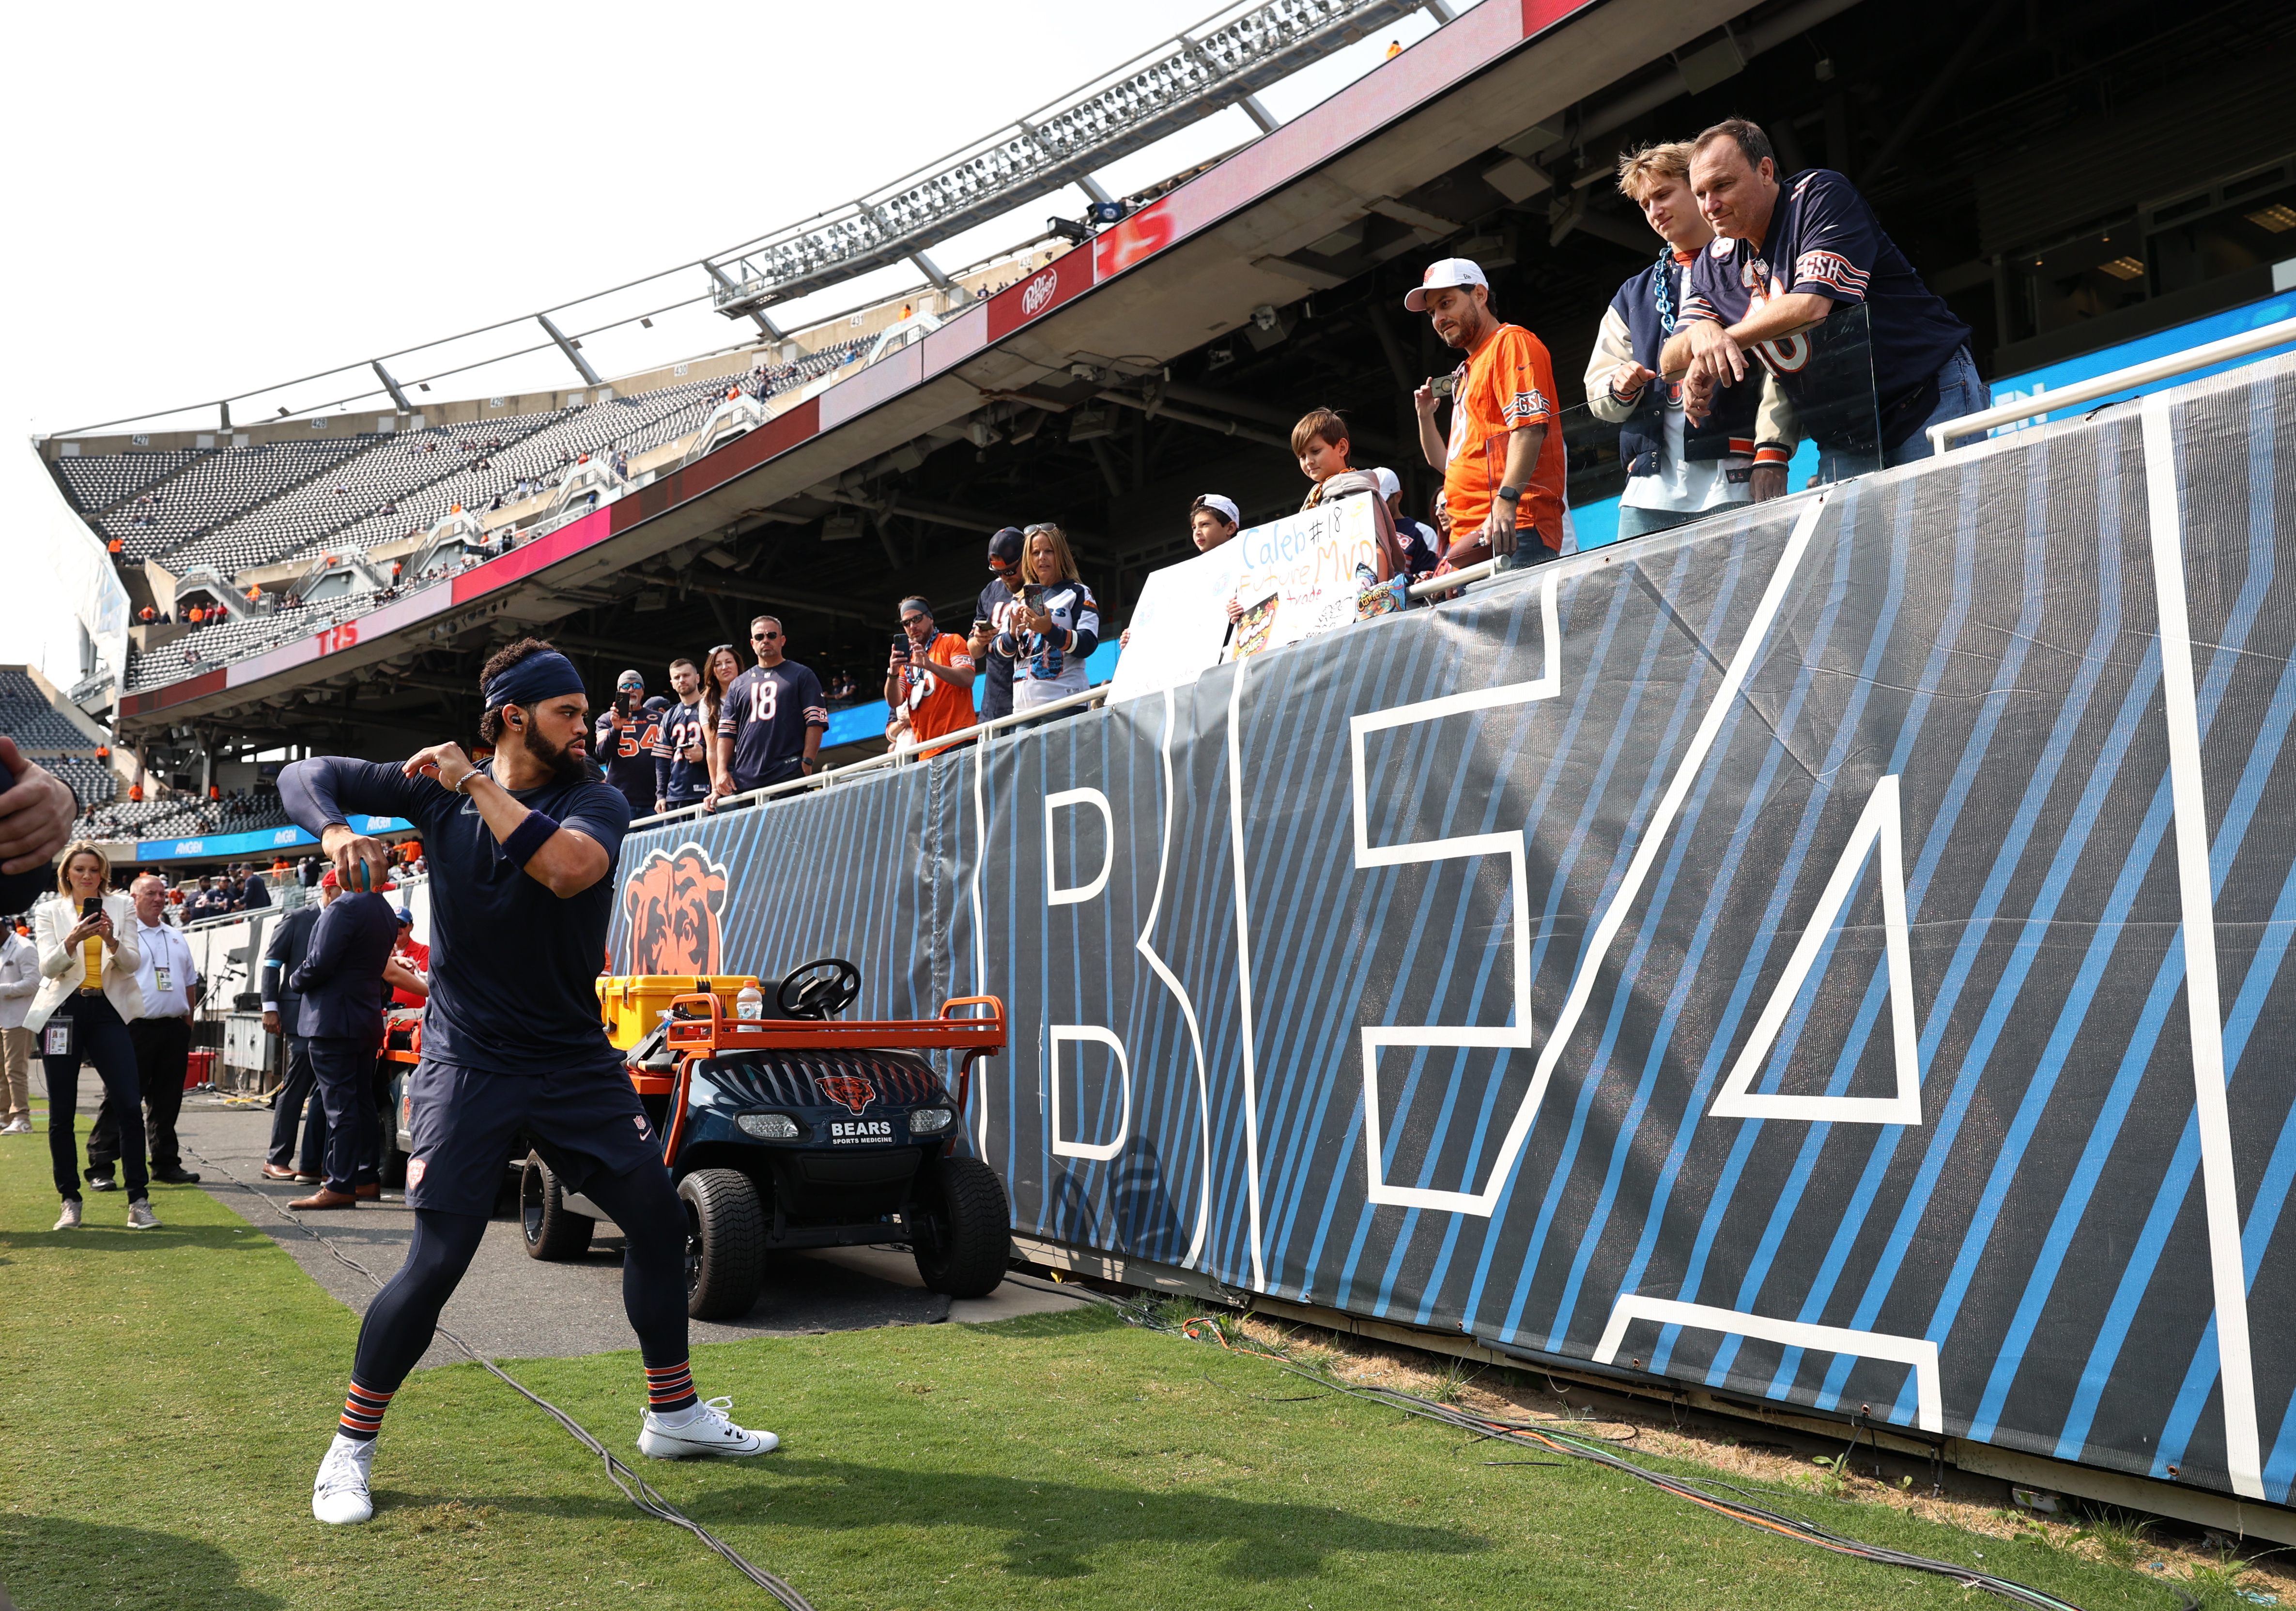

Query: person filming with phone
[29,843,156,1230]
[885,596,977,757]
[1408,257,1568,571]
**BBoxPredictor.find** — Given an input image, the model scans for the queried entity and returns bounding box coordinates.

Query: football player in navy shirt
[709,614,828,808]
[280,638,774,1527]
[651,656,712,815]
[1662,118,1988,472]
[594,669,663,821]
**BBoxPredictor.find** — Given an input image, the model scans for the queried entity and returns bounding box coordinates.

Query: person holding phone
[27,842,154,1230]
[885,597,976,757]
[995,524,1101,718]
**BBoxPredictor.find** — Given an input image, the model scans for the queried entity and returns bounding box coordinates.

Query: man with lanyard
[651,658,712,816]
[971,529,1024,724]
[1587,141,1795,541]
[708,615,827,809]
[886,596,977,757]
[1663,118,1986,473]
[87,874,203,1187]
[280,638,773,1527]
[1407,258,1569,569]
[595,670,663,821]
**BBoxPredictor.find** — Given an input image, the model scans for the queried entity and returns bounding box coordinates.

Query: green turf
[0,1107,2196,1611]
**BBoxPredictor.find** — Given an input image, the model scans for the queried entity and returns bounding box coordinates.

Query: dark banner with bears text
[609,357,2296,1508]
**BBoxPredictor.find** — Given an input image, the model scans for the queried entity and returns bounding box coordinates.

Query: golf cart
[517,960,1011,1319]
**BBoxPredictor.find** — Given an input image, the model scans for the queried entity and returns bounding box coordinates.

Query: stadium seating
[77,332,884,698]
[101,437,377,563]
[52,447,207,515]
[162,409,572,576]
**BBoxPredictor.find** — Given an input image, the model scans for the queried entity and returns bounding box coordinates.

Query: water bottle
[735,982,764,1020]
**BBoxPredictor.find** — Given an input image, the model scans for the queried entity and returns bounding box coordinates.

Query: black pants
[43,995,148,1204]
[308,1035,378,1195]
[351,1164,690,1398]
[89,1015,191,1175]
[264,1034,325,1172]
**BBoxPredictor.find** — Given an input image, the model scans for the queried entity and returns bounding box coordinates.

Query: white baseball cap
[1371,467,1401,500]
[1190,492,1241,525]
[1403,258,1490,312]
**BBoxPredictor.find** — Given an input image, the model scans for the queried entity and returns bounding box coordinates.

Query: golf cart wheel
[521,1151,593,1261]
[678,1168,765,1320]
[912,1155,1010,1298]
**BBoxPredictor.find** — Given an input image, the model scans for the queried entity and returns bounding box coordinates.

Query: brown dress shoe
[260,1165,301,1181]
[354,1183,381,1200]
[289,1188,357,1211]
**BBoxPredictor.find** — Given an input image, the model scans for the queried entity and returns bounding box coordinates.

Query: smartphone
[971,617,991,635]
[1021,583,1047,611]
[891,635,912,658]
[80,896,101,919]
[1429,375,1456,399]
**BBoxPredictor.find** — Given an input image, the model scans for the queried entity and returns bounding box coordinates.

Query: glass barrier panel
[1560,301,1879,554]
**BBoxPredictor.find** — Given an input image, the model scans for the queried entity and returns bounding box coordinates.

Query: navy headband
[482,650,585,712]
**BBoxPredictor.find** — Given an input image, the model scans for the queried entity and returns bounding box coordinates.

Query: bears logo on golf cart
[519,956,1014,1322]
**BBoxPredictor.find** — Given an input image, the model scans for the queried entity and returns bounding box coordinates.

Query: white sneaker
[0,1118,31,1135]
[638,1396,778,1459]
[125,1200,160,1230]
[53,1199,80,1230]
[312,1434,375,1524]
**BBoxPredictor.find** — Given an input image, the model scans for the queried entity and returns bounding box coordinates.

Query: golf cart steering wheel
[777,956,861,1020]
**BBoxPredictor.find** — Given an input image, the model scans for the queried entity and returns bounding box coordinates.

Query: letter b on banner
[1045,788,1128,1157]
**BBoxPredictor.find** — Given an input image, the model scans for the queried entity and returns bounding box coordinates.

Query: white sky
[0,0,1444,689]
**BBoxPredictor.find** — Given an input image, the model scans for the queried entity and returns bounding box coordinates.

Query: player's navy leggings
[351,1162,689,1395]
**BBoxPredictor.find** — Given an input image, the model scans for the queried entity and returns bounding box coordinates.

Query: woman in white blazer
[31,842,154,1230]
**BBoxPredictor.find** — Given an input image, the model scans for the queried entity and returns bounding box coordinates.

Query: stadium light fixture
[707,0,1425,315]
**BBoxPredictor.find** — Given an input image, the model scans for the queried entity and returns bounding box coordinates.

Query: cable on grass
[1092,1286,2195,1611]
[185,1145,816,1611]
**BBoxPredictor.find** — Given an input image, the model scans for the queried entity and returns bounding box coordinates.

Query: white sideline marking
[1226,658,1267,1288]
[2141,393,2264,1500]
[1709,775,1923,1125]
[1048,1026,1132,1161]
[1045,787,1114,905]
[1594,1295,1944,1434]
[1137,688,1216,1263]
[1353,569,1562,1209]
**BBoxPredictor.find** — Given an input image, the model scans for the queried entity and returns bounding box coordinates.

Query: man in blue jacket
[280,637,772,1528]
[287,874,399,1212]
[261,887,328,1181]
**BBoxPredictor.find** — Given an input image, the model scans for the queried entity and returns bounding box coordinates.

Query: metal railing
[629,553,1510,831]
[1930,313,2296,454]
[709,0,1426,314]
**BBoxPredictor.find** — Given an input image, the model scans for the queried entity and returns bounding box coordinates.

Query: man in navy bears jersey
[279,637,775,1527]
[595,669,664,821]
[1662,117,1988,473]
[651,656,712,815]
[708,614,828,809]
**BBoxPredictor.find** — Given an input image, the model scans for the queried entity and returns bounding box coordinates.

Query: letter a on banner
[1709,775,1922,1125]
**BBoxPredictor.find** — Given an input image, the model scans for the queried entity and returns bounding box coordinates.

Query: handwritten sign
[1109,496,1377,703]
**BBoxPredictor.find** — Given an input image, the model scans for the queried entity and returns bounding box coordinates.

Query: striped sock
[644,1360,698,1416]
[339,1381,392,1442]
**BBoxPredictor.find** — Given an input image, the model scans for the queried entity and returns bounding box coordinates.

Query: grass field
[0,1104,2250,1611]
